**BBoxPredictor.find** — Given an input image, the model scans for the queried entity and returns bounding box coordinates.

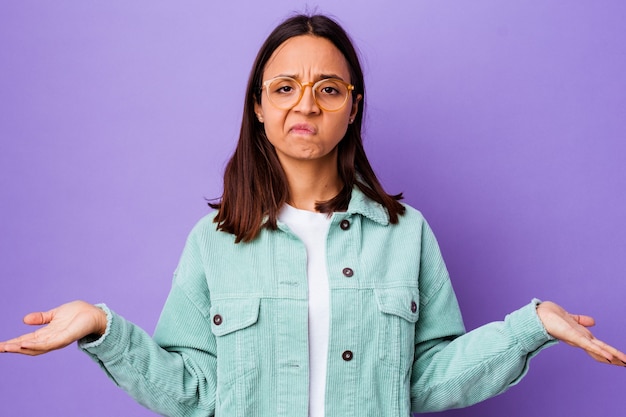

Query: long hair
[210,14,405,243]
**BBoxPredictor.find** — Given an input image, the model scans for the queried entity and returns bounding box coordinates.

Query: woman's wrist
[81,303,112,345]
[94,304,109,336]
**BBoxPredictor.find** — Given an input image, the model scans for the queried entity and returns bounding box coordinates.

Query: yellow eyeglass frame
[262,76,355,112]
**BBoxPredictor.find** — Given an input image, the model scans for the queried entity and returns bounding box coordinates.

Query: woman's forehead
[263,35,350,80]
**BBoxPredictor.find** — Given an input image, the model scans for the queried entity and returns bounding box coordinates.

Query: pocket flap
[375,287,420,322]
[210,298,261,336]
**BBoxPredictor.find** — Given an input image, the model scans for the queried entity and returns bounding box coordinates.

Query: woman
[1,13,624,417]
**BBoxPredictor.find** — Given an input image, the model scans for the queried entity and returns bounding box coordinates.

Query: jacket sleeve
[409,221,557,412]
[79,223,217,417]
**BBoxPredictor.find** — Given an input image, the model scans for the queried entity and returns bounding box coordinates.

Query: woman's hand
[0,300,108,356]
[537,301,626,366]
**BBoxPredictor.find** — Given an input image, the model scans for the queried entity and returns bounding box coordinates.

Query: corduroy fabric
[79,188,556,417]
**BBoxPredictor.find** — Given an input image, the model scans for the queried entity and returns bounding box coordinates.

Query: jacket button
[342,267,354,277]
[411,301,417,313]
[342,350,353,361]
[213,314,223,325]
[340,219,350,230]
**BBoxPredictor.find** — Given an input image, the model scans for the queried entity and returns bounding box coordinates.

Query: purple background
[1,1,625,416]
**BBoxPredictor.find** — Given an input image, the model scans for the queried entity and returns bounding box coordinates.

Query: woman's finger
[570,314,595,328]
[0,331,42,347]
[589,338,626,364]
[23,310,54,326]
[0,343,49,356]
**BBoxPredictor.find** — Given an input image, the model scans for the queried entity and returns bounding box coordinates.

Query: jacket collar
[274,186,391,231]
[346,186,390,226]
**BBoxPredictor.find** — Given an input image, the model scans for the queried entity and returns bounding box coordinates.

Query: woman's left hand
[537,301,626,366]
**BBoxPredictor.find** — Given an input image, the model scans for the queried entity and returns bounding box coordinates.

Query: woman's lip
[289,123,317,134]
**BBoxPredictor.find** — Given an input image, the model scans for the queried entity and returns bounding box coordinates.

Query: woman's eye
[276,85,295,94]
[320,86,339,95]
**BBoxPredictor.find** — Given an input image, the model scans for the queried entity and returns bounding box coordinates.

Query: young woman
[1,14,624,417]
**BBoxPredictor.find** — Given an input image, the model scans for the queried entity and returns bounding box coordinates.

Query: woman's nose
[292,83,320,114]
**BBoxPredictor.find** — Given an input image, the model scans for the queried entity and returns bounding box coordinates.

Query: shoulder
[182,211,238,252]
[395,202,429,232]
[400,202,425,221]
[387,203,442,250]
[190,211,220,233]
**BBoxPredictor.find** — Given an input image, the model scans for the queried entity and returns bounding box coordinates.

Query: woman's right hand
[0,300,108,356]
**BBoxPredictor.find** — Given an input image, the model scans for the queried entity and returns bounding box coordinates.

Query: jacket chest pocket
[375,287,420,370]
[210,298,261,388]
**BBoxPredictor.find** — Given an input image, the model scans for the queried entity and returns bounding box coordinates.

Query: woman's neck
[281,157,342,212]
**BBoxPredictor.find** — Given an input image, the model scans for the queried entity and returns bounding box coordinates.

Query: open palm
[537,301,626,366]
[0,300,107,356]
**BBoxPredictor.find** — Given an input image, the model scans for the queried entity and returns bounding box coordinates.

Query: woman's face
[255,35,361,168]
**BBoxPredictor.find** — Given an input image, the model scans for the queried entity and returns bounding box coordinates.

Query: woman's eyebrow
[272,73,346,81]
[320,73,345,81]
[274,73,299,79]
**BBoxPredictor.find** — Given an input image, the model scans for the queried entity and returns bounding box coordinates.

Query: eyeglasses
[262,76,355,112]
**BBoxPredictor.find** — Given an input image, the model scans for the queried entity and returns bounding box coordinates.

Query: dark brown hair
[210,13,405,243]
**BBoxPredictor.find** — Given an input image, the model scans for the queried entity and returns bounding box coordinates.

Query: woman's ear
[349,94,362,123]
[254,102,264,123]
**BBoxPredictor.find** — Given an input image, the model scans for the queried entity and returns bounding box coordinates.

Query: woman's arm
[1,222,219,417]
[80,222,217,417]
[409,221,626,413]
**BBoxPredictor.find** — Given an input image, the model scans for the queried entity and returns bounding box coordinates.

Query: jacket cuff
[77,304,131,363]
[506,298,557,353]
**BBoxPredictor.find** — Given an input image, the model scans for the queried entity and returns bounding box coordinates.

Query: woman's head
[254,34,361,179]
[247,14,365,134]
[212,14,404,243]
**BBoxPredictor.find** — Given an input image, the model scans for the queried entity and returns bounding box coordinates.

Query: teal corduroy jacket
[80,188,556,417]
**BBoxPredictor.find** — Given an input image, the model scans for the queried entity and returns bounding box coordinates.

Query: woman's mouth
[289,123,317,135]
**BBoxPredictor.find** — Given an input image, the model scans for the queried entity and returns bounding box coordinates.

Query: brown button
[342,268,354,277]
[411,301,417,313]
[342,350,353,361]
[213,314,223,325]
[340,219,350,230]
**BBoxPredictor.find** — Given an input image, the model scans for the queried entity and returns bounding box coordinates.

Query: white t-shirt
[278,204,331,417]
